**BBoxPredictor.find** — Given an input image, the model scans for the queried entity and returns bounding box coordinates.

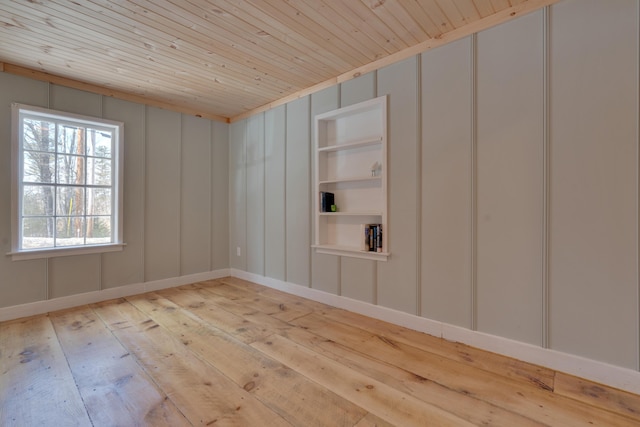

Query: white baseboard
[231,269,640,396]
[0,268,230,323]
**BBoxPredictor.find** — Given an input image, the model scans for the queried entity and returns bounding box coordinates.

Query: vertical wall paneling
[0,73,48,308]
[310,86,341,294]
[542,6,551,348]
[211,121,230,271]
[246,114,266,275]
[264,106,286,281]
[180,114,212,275]
[475,11,544,345]
[376,57,420,314]
[101,97,145,288]
[339,73,379,302]
[637,0,640,372]
[549,0,639,368]
[229,120,247,270]
[49,85,103,117]
[144,107,181,281]
[48,86,104,297]
[471,33,478,331]
[285,97,311,287]
[1,71,230,309]
[48,255,101,299]
[420,37,473,328]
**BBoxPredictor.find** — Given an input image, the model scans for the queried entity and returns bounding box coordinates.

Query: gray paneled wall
[0,74,49,307]
[246,114,265,276]
[475,10,544,346]
[310,86,340,295]
[548,0,638,368]
[229,0,640,370]
[420,37,473,329]
[264,106,286,281]
[0,75,229,306]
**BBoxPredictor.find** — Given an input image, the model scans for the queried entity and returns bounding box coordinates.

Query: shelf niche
[313,95,389,261]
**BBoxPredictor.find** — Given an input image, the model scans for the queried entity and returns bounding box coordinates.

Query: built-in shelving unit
[313,95,389,261]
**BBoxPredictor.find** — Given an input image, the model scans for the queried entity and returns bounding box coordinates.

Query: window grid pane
[17,107,119,251]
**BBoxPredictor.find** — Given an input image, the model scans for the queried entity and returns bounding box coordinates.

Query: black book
[320,191,334,212]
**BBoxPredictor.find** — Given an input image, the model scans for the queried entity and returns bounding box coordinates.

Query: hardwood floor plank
[353,413,397,427]
[0,315,91,426]
[49,306,190,426]
[554,372,640,422]
[279,326,545,427]
[126,292,369,426]
[220,277,331,311]
[198,280,313,322]
[289,312,636,426]
[252,333,476,427]
[160,285,294,342]
[3,279,640,426]
[319,305,556,390]
[92,298,292,426]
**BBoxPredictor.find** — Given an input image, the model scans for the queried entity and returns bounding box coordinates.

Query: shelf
[314,95,388,261]
[318,211,382,216]
[319,176,382,185]
[318,137,382,152]
[312,244,389,261]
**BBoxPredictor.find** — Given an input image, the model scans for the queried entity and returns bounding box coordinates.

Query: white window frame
[10,103,125,261]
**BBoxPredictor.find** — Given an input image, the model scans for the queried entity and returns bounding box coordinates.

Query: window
[10,104,124,260]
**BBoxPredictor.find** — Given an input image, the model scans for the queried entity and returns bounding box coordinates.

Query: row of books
[362,224,382,252]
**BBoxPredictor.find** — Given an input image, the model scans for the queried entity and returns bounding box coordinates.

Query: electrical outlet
[236,246,241,256]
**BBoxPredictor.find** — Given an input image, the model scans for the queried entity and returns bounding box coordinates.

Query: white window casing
[9,104,125,261]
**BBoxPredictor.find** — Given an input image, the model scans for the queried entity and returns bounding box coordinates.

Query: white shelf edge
[318,211,382,216]
[318,136,383,152]
[313,245,389,261]
[319,176,382,185]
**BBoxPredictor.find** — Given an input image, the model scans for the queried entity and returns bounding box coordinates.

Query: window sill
[8,243,126,261]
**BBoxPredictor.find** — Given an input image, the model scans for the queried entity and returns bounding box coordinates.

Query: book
[362,223,383,252]
[320,191,334,212]
[369,225,375,251]
[361,224,369,251]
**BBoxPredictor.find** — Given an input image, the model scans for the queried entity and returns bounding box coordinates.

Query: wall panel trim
[637,0,640,372]
[542,5,551,349]
[470,33,478,331]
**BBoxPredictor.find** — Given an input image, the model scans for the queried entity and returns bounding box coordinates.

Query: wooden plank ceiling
[0,0,557,122]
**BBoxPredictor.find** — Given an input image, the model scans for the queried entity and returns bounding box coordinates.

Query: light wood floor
[2,277,640,426]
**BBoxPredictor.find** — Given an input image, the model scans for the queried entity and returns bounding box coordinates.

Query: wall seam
[307,96,312,288]
[542,5,551,349]
[142,106,148,283]
[243,118,248,272]
[283,105,288,283]
[416,54,423,317]
[178,114,184,277]
[262,113,267,277]
[471,34,478,331]
[209,121,214,272]
[637,0,640,372]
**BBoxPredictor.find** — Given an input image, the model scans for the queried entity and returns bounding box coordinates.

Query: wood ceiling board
[0,0,562,120]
